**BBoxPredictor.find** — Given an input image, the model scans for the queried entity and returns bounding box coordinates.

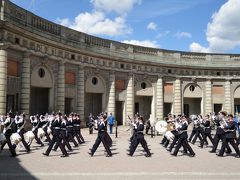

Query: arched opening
[234,86,240,114]
[135,81,153,121]
[183,83,202,117]
[85,76,106,119]
[30,65,54,115]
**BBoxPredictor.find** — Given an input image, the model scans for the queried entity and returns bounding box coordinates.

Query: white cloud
[57,11,132,36]
[190,42,209,53]
[190,0,240,53]
[91,0,142,15]
[147,22,157,30]
[56,18,71,27]
[56,0,141,37]
[174,32,192,39]
[122,40,160,48]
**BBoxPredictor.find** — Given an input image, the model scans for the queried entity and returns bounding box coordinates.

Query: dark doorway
[30,87,49,115]
[115,101,123,125]
[85,93,102,119]
[234,98,240,114]
[214,104,222,114]
[6,95,15,113]
[184,104,189,117]
[65,98,72,115]
[134,102,139,115]
[164,103,172,119]
[183,98,201,117]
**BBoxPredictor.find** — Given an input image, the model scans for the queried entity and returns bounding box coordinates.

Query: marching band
[1,110,240,158]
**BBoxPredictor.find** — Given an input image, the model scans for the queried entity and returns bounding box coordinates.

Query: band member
[210,111,232,153]
[128,117,151,157]
[30,115,44,147]
[40,114,51,142]
[160,114,174,147]
[89,115,112,157]
[171,115,195,157]
[199,115,214,148]
[88,113,95,134]
[0,112,17,157]
[191,115,204,145]
[217,114,240,158]
[43,113,68,157]
[73,113,85,144]
[15,113,30,152]
[66,114,78,147]
[53,115,72,152]
[103,113,112,147]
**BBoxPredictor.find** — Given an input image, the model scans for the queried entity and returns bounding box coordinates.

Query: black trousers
[211,134,231,152]
[67,131,78,147]
[129,134,151,156]
[18,129,30,151]
[168,136,179,152]
[45,131,68,156]
[172,138,195,156]
[1,133,17,156]
[91,132,112,156]
[54,130,72,151]
[104,132,112,147]
[219,138,240,156]
[188,129,197,142]
[33,129,44,145]
[43,127,51,142]
[192,130,203,144]
[73,127,85,144]
[200,132,213,147]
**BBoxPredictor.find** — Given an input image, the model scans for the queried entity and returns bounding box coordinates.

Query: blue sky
[10,0,240,54]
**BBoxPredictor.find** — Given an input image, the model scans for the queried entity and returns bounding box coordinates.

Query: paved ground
[1,126,240,180]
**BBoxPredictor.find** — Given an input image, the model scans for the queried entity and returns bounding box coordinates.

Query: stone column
[76,66,85,120]
[107,71,115,116]
[224,79,232,114]
[205,79,213,114]
[56,61,65,113]
[156,75,164,120]
[20,52,31,116]
[174,78,182,115]
[0,47,7,115]
[125,73,134,125]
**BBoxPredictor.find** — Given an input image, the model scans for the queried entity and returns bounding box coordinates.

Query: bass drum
[155,120,167,134]
[37,128,45,139]
[10,133,22,145]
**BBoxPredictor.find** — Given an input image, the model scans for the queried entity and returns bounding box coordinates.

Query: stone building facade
[0,0,240,125]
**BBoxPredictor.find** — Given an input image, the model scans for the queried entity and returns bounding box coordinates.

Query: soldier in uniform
[73,113,85,144]
[53,115,72,152]
[0,112,17,157]
[128,117,151,157]
[210,111,232,153]
[171,116,195,157]
[43,112,68,157]
[15,113,30,152]
[217,114,240,158]
[199,115,213,148]
[30,115,44,147]
[89,115,112,157]
[88,113,95,134]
